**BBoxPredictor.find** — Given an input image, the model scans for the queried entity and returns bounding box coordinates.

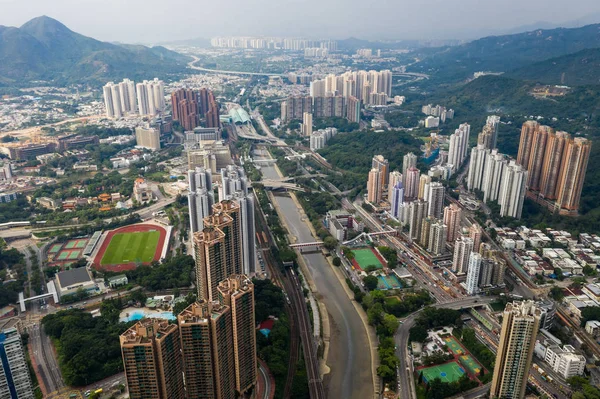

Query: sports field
[100,231,160,265]
[49,244,62,253]
[444,336,465,355]
[377,275,403,290]
[421,361,465,383]
[459,355,482,375]
[353,248,384,270]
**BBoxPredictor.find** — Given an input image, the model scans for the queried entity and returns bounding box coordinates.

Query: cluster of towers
[103,78,165,118]
[171,88,220,131]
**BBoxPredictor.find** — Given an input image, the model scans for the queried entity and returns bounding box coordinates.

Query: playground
[420,361,465,384]
[443,336,466,355]
[459,355,482,375]
[351,247,387,271]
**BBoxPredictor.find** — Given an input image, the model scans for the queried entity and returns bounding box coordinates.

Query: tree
[332,257,341,267]
[363,276,379,291]
[172,293,197,316]
[409,325,428,343]
[323,236,338,250]
[583,265,598,276]
[549,286,565,302]
[382,314,400,336]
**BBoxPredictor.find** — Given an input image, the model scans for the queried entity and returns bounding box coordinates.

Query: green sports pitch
[100,231,160,265]
[420,361,465,384]
[353,248,384,270]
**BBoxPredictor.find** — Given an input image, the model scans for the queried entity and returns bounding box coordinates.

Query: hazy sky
[1,0,600,43]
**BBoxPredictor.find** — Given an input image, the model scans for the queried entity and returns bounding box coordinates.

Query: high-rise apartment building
[388,171,403,200]
[171,88,199,131]
[220,166,256,276]
[346,96,361,123]
[491,301,541,399]
[426,182,445,219]
[556,137,592,213]
[135,127,161,151]
[452,236,473,274]
[443,204,462,243]
[217,275,257,394]
[390,182,404,219]
[367,168,382,204]
[481,149,507,203]
[103,82,123,119]
[120,319,185,399]
[420,217,433,248]
[402,152,417,183]
[469,224,482,253]
[301,112,313,136]
[447,123,470,173]
[477,115,501,149]
[428,221,447,255]
[409,200,428,241]
[0,328,34,399]
[465,252,482,295]
[418,174,431,200]
[516,121,591,215]
[404,167,420,199]
[372,155,389,187]
[136,78,165,115]
[467,144,489,191]
[498,161,528,219]
[188,167,214,234]
[280,96,312,121]
[194,201,243,301]
[178,301,236,399]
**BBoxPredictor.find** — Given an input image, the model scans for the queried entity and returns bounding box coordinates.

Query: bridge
[252,158,278,165]
[289,241,324,248]
[342,229,398,245]
[261,180,305,192]
[259,173,327,183]
[19,281,59,312]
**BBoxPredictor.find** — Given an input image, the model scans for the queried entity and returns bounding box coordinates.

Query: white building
[466,252,482,294]
[499,161,528,219]
[544,345,586,379]
[0,327,34,399]
[453,237,474,274]
[103,82,123,119]
[135,127,160,151]
[188,167,214,234]
[136,78,165,115]
[424,116,440,128]
[447,123,470,173]
[390,182,404,219]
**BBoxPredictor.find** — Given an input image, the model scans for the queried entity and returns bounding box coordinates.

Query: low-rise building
[107,274,128,288]
[54,268,96,298]
[37,196,62,210]
[544,345,586,379]
[585,320,600,337]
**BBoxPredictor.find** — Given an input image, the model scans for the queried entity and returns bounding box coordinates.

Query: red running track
[92,224,167,272]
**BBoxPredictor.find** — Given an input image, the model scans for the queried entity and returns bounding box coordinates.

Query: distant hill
[408,24,600,82]
[337,37,460,51]
[0,16,191,86]
[507,47,600,86]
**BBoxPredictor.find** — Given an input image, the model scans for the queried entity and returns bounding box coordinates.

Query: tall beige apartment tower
[491,301,541,399]
[217,275,257,395]
[178,301,236,399]
[367,168,382,204]
[556,137,592,213]
[372,155,389,186]
[194,200,244,301]
[120,319,185,399]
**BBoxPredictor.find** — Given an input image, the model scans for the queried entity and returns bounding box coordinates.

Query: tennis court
[444,336,466,355]
[377,275,403,290]
[68,250,80,260]
[57,251,69,260]
[459,355,482,375]
[75,239,87,249]
[420,361,465,383]
[49,244,62,253]
[65,241,77,249]
[353,248,385,270]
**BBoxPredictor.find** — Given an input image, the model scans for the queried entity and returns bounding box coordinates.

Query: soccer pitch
[100,231,160,265]
[353,248,384,270]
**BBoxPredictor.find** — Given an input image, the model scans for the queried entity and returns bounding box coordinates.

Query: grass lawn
[100,231,160,265]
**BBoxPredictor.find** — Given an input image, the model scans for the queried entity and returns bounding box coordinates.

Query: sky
[1,0,600,44]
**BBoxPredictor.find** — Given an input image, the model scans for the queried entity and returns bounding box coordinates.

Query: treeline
[104,254,194,291]
[0,246,26,307]
[42,309,131,386]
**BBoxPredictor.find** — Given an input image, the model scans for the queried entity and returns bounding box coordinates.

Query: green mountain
[408,24,600,82]
[0,16,190,86]
[507,47,600,86]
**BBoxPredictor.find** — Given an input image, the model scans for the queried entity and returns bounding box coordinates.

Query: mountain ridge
[0,16,190,87]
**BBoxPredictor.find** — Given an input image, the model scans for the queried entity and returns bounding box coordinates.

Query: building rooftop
[56,267,93,289]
